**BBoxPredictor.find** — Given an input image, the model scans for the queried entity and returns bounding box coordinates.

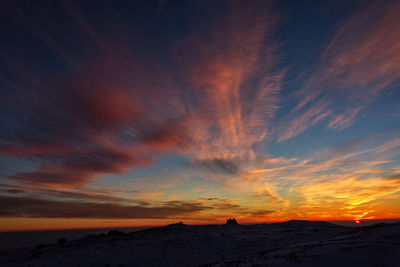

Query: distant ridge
[272,219,341,228]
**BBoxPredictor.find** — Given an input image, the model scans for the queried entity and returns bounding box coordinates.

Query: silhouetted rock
[98,233,106,238]
[168,222,185,227]
[169,221,185,226]
[57,238,67,244]
[226,218,238,225]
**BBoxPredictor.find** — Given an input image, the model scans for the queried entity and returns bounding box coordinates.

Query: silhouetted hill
[272,219,341,229]
[1,221,399,266]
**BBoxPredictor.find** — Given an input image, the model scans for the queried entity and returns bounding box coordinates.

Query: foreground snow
[1,220,399,266]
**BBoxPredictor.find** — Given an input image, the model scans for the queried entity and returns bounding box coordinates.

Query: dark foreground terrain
[1,220,399,266]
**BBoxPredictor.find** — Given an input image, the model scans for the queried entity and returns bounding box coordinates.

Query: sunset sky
[1,0,400,231]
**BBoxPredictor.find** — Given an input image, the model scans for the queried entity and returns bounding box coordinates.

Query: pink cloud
[173,1,283,162]
[328,106,363,130]
[278,99,332,142]
[280,0,400,141]
[1,50,189,187]
[1,1,284,188]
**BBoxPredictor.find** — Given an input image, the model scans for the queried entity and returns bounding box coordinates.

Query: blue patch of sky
[0,156,37,178]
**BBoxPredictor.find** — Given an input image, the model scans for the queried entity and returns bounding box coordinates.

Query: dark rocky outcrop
[226,218,238,225]
[169,221,184,226]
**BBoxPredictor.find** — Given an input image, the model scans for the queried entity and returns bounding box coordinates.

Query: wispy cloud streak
[279,0,400,141]
[174,1,283,164]
[0,1,283,188]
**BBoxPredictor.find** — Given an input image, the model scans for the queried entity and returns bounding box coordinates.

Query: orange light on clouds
[0,0,400,234]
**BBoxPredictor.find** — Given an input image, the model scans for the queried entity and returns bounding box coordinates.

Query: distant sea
[0,227,150,251]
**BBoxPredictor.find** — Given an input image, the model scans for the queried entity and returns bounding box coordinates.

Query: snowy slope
[0,220,399,266]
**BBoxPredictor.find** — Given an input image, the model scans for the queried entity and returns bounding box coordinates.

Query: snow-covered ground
[0,220,399,266]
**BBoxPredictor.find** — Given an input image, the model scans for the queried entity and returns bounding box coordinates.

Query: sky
[0,0,399,231]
